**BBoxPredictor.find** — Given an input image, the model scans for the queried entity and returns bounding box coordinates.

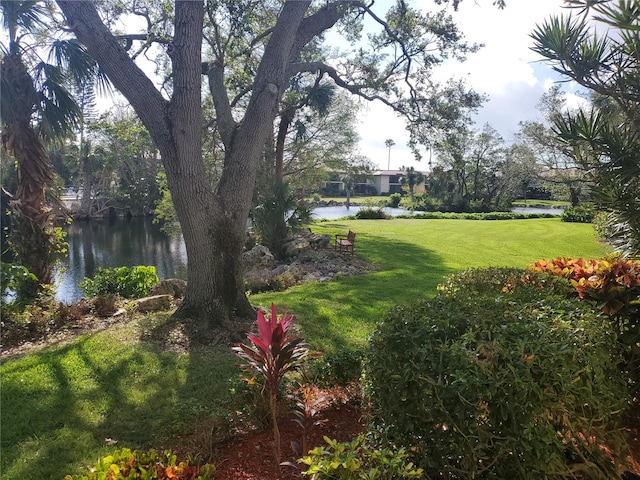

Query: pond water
[53,218,188,304]
[50,205,562,304]
[512,206,565,215]
[312,205,411,219]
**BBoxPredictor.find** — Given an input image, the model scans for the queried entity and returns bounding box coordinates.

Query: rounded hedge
[364,269,629,479]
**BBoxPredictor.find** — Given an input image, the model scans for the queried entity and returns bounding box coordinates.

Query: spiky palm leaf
[532,0,640,256]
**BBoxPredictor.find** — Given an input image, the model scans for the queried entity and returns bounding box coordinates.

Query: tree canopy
[54,0,502,334]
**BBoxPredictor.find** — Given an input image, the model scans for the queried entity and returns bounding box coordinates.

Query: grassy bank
[1,217,608,479]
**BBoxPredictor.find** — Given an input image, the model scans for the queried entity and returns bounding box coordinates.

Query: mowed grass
[252,218,608,351]
[1,218,609,479]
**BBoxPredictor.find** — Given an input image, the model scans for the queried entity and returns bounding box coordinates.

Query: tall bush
[364,269,629,479]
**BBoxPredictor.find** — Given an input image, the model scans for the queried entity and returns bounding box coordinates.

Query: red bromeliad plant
[233,303,312,476]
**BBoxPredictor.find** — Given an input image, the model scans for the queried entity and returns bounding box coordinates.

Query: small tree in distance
[400,166,425,202]
[385,138,395,170]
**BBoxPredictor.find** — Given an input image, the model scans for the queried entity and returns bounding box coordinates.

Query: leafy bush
[437,266,574,300]
[387,193,402,208]
[308,348,365,387]
[561,203,597,223]
[355,207,388,219]
[531,256,640,392]
[65,448,215,479]
[245,271,297,294]
[396,211,555,220]
[80,265,159,299]
[1,262,41,304]
[364,270,629,479]
[1,299,84,346]
[299,435,423,479]
[251,181,313,258]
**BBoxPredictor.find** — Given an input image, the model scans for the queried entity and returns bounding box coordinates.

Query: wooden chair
[335,230,356,254]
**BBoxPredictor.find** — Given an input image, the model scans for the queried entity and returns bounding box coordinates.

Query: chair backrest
[347,230,356,242]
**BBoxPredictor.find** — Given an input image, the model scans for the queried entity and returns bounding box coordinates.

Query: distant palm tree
[385,138,395,170]
[401,165,424,202]
[1,0,101,295]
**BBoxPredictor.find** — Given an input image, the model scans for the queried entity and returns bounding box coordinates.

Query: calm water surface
[55,218,188,304]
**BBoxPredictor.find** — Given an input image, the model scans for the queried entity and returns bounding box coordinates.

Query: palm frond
[47,39,97,87]
[0,0,47,45]
[32,62,81,141]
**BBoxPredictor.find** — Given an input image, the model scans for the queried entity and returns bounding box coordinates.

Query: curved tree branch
[55,1,173,157]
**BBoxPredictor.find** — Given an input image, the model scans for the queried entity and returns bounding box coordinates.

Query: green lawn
[252,218,608,350]
[0,217,609,479]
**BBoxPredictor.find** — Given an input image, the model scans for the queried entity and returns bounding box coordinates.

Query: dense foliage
[299,435,423,479]
[532,0,640,256]
[79,265,159,299]
[364,268,629,479]
[64,448,215,480]
[531,256,640,392]
[354,207,389,219]
[561,203,597,223]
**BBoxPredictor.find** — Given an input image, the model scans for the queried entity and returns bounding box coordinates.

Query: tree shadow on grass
[0,226,452,479]
[0,323,238,479]
[252,231,453,354]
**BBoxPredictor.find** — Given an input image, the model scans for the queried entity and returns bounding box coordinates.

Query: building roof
[373,169,429,176]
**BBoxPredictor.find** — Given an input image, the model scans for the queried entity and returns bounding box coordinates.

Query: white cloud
[357,0,574,169]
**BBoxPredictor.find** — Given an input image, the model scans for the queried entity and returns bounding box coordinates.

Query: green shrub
[387,193,402,208]
[65,448,215,479]
[0,262,40,304]
[80,265,159,299]
[245,271,297,294]
[308,348,365,387]
[364,271,629,479]
[299,435,423,479]
[396,211,556,220]
[437,266,574,300]
[355,207,388,219]
[561,203,597,223]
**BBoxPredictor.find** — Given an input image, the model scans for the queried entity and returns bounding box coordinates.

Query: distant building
[320,169,429,196]
[372,169,428,196]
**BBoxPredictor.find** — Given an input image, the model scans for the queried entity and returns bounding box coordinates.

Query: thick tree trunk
[56,0,313,338]
[1,52,56,292]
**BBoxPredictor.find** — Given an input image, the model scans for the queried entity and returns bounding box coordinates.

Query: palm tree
[263,79,334,256]
[1,0,100,296]
[385,138,395,170]
[401,165,424,202]
[531,0,640,256]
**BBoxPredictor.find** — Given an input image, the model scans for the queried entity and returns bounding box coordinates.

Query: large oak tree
[55,0,492,338]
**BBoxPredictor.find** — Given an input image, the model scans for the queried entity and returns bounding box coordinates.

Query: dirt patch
[210,387,365,480]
